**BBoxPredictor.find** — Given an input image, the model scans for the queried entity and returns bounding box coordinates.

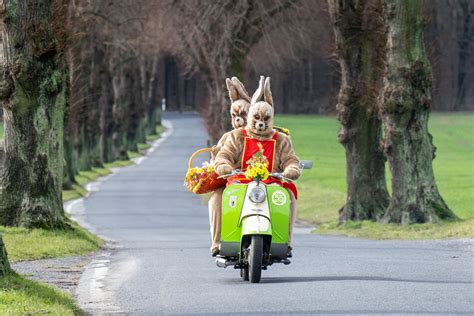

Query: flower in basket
[185,163,211,193]
[244,143,270,181]
[185,162,221,194]
[185,147,227,195]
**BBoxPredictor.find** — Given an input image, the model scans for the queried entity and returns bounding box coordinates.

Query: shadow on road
[260,275,472,285]
[190,310,474,315]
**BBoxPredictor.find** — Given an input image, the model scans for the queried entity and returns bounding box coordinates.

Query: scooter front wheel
[248,235,263,283]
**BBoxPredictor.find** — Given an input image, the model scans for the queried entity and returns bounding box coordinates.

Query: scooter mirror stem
[299,160,313,170]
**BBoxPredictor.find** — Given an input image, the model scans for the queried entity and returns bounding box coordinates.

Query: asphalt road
[72,113,473,315]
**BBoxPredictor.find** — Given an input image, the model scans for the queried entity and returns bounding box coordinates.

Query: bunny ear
[231,76,251,102]
[226,78,238,102]
[263,77,273,106]
[251,76,265,104]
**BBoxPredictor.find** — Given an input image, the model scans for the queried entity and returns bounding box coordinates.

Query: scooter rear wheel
[248,235,263,283]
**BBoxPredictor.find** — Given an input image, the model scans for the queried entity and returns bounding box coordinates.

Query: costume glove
[216,164,232,176]
[282,167,300,180]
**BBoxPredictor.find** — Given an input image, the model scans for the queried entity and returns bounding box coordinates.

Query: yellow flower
[245,162,269,181]
[185,162,217,193]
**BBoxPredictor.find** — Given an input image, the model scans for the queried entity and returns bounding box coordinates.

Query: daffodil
[245,161,269,181]
[185,161,216,193]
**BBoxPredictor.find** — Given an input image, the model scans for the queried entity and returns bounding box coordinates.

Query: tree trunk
[145,56,162,135]
[380,0,457,224]
[0,236,11,277]
[0,0,68,228]
[100,68,116,163]
[81,45,106,169]
[125,60,147,151]
[328,0,390,221]
[111,63,132,159]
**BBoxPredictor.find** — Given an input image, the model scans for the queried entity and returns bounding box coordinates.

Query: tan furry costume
[208,77,250,252]
[215,129,300,178]
[215,76,301,247]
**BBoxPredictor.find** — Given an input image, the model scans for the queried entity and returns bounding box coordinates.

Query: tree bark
[146,56,161,134]
[125,60,148,152]
[380,0,457,224]
[328,0,390,221]
[0,0,68,228]
[142,56,160,135]
[111,62,132,159]
[0,236,11,277]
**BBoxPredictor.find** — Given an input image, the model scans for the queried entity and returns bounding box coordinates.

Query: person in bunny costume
[215,76,301,255]
[208,77,251,256]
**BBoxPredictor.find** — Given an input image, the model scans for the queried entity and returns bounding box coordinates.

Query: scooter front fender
[241,215,272,236]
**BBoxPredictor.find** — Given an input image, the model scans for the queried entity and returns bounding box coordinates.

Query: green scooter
[216,161,312,283]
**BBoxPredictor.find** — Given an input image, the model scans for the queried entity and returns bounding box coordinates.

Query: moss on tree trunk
[0,0,68,228]
[380,0,457,224]
[0,236,11,277]
[328,0,390,221]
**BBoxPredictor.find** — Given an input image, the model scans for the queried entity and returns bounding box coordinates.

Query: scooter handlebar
[269,172,283,179]
[219,170,295,183]
[217,169,244,179]
[269,172,294,183]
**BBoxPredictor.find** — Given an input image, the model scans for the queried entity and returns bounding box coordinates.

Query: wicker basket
[185,148,226,194]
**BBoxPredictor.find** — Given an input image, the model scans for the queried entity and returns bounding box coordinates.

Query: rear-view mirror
[300,160,313,170]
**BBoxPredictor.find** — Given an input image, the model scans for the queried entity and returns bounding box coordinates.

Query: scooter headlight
[249,186,266,203]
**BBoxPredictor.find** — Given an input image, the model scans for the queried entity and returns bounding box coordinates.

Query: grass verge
[62,126,165,202]
[128,125,166,158]
[0,274,81,315]
[1,220,103,262]
[316,218,474,240]
[62,160,136,202]
[275,113,474,239]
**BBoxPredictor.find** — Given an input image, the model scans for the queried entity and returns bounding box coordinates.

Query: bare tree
[328,0,390,222]
[425,0,474,111]
[65,0,164,185]
[163,0,315,141]
[0,0,70,228]
[380,0,457,224]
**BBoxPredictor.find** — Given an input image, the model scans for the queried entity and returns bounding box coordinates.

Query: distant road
[73,112,473,315]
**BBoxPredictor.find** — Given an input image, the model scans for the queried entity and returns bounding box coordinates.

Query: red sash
[241,129,278,171]
[227,129,298,199]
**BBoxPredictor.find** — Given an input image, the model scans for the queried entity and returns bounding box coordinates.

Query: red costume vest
[241,129,278,171]
[228,129,298,199]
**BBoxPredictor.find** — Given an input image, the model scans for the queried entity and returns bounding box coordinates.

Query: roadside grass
[0,122,164,314]
[317,218,474,240]
[63,125,165,202]
[1,220,103,262]
[128,125,165,159]
[275,113,474,239]
[146,126,165,141]
[62,167,112,202]
[0,274,81,315]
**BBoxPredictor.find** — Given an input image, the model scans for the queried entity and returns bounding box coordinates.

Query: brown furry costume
[214,129,300,178]
[208,77,250,253]
[215,76,301,247]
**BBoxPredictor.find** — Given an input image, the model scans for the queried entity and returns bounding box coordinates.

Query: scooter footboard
[220,242,240,257]
[269,243,288,258]
[241,215,272,236]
